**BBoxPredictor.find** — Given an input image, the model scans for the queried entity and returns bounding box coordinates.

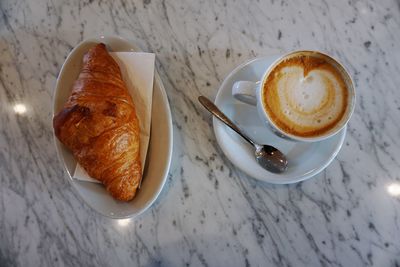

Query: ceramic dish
[53,36,173,218]
[213,55,346,184]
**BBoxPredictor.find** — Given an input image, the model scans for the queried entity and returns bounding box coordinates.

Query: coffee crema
[262,53,349,137]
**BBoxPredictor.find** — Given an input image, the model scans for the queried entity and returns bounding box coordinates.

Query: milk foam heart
[262,54,349,137]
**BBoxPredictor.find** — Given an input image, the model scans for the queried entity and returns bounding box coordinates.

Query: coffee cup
[232,51,355,142]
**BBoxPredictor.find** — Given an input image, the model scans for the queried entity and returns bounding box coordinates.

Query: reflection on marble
[387,183,400,197]
[13,103,27,115]
[1,0,400,266]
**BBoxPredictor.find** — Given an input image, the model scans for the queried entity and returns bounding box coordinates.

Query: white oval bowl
[53,36,173,219]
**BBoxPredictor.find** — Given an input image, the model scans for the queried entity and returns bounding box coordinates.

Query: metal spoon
[198,96,288,173]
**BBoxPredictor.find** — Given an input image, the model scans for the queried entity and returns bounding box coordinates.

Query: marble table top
[1,0,399,266]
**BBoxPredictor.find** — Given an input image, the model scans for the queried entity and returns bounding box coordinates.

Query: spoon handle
[198,96,255,146]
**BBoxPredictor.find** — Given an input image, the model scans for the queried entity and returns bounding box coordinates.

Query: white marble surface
[1,0,400,266]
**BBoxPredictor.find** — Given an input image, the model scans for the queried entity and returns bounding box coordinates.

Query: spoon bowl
[254,144,288,173]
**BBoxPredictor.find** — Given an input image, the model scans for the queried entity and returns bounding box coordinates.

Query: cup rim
[259,50,356,142]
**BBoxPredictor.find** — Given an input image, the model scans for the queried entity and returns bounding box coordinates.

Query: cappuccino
[262,52,350,138]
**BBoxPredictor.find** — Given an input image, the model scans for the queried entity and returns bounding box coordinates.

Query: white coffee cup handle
[232,81,260,106]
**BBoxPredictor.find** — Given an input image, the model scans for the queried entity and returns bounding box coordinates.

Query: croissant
[53,43,141,201]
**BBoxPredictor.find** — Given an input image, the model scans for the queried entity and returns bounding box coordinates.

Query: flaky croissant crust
[53,43,141,201]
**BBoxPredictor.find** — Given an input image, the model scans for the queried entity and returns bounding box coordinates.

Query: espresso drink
[262,52,350,138]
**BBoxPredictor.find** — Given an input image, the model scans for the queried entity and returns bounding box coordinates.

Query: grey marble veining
[1,0,400,266]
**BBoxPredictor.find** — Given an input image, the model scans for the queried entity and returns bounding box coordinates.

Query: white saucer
[213,56,346,184]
